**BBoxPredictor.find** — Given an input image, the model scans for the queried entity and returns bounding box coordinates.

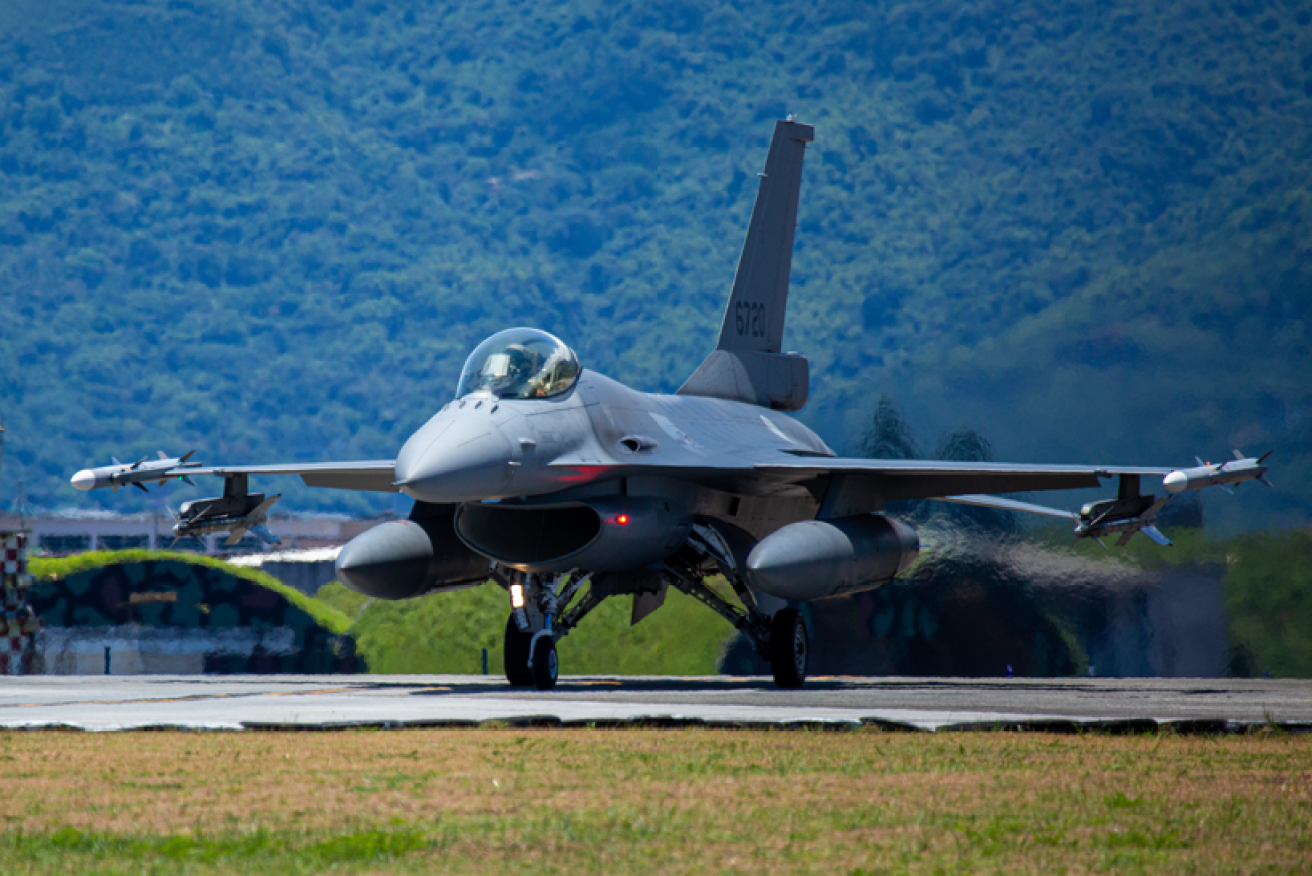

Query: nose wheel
[530,635,558,691]
[503,614,533,686]
[770,608,808,689]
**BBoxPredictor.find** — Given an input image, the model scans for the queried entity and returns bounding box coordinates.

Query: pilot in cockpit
[458,328,581,401]
[480,344,541,397]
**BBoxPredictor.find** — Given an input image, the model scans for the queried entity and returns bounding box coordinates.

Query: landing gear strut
[664,522,809,689]
[496,525,812,691]
[499,571,595,691]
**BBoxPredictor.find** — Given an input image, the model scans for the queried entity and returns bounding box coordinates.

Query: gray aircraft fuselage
[395,370,830,552]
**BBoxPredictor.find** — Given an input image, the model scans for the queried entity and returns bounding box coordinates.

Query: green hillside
[0,0,1308,530]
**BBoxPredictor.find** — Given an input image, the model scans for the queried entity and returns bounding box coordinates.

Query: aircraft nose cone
[71,469,97,491]
[1163,471,1188,493]
[394,413,513,503]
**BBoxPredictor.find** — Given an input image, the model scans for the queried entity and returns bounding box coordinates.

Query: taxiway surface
[1,676,1310,732]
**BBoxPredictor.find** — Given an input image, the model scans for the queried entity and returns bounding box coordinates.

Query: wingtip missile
[70,452,204,491]
[1163,450,1272,494]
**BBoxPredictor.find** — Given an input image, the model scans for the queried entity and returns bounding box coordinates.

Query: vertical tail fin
[718,119,813,354]
[678,120,814,410]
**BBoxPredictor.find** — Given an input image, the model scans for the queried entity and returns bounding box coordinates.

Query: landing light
[510,583,525,609]
[616,514,629,526]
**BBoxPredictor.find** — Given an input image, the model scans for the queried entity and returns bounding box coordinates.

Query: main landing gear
[769,608,808,689]
[662,524,810,689]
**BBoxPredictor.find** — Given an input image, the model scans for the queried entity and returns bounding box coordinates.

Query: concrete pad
[0,676,1309,733]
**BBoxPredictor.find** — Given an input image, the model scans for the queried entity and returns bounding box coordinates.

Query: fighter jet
[71,119,1270,690]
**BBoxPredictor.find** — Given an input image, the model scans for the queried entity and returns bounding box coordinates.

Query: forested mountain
[1,0,1308,528]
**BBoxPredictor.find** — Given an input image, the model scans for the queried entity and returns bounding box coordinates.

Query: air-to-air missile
[938,473,1177,549]
[169,490,282,548]
[1073,495,1172,548]
[1163,450,1273,494]
[70,450,201,493]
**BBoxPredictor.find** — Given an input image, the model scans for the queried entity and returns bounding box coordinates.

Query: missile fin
[1143,495,1172,519]
[133,482,149,493]
[179,449,196,464]
[248,494,281,518]
[1141,525,1172,547]
[1233,448,1246,461]
[1219,483,1235,495]
[249,524,282,547]
[1258,475,1274,488]
[1257,450,1274,465]
[1116,530,1134,548]
[157,450,169,460]
[1089,507,1117,528]
[223,527,250,547]
[112,456,123,466]
[181,475,196,486]
[1093,537,1110,552]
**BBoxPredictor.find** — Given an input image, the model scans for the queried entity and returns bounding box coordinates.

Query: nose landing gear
[529,635,558,690]
[499,571,596,691]
[503,614,533,687]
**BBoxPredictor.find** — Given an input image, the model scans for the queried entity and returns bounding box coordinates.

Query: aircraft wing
[751,458,1174,504]
[186,460,398,492]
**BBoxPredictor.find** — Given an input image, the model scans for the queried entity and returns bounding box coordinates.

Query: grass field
[0,730,1307,874]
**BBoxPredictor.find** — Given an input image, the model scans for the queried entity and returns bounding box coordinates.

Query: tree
[859,395,918,460]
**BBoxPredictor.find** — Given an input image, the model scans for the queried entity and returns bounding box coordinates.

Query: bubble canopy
[455,328,582,400]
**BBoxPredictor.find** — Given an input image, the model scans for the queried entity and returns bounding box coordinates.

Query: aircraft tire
[770,608,808,689]
[530,635,558,691]
[503,614,533,686]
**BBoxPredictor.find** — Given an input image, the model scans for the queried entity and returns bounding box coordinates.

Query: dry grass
[0,729,1308,874]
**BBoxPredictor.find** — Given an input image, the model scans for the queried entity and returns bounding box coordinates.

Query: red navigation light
[616,514,629,525]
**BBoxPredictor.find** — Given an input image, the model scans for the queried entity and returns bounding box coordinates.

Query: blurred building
[26,556,360,674]
[0,511,385,555]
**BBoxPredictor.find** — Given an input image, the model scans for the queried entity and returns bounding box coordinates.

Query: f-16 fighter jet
[71,120,1271,690]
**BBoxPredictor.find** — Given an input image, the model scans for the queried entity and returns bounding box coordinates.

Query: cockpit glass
[455,328,582,400]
